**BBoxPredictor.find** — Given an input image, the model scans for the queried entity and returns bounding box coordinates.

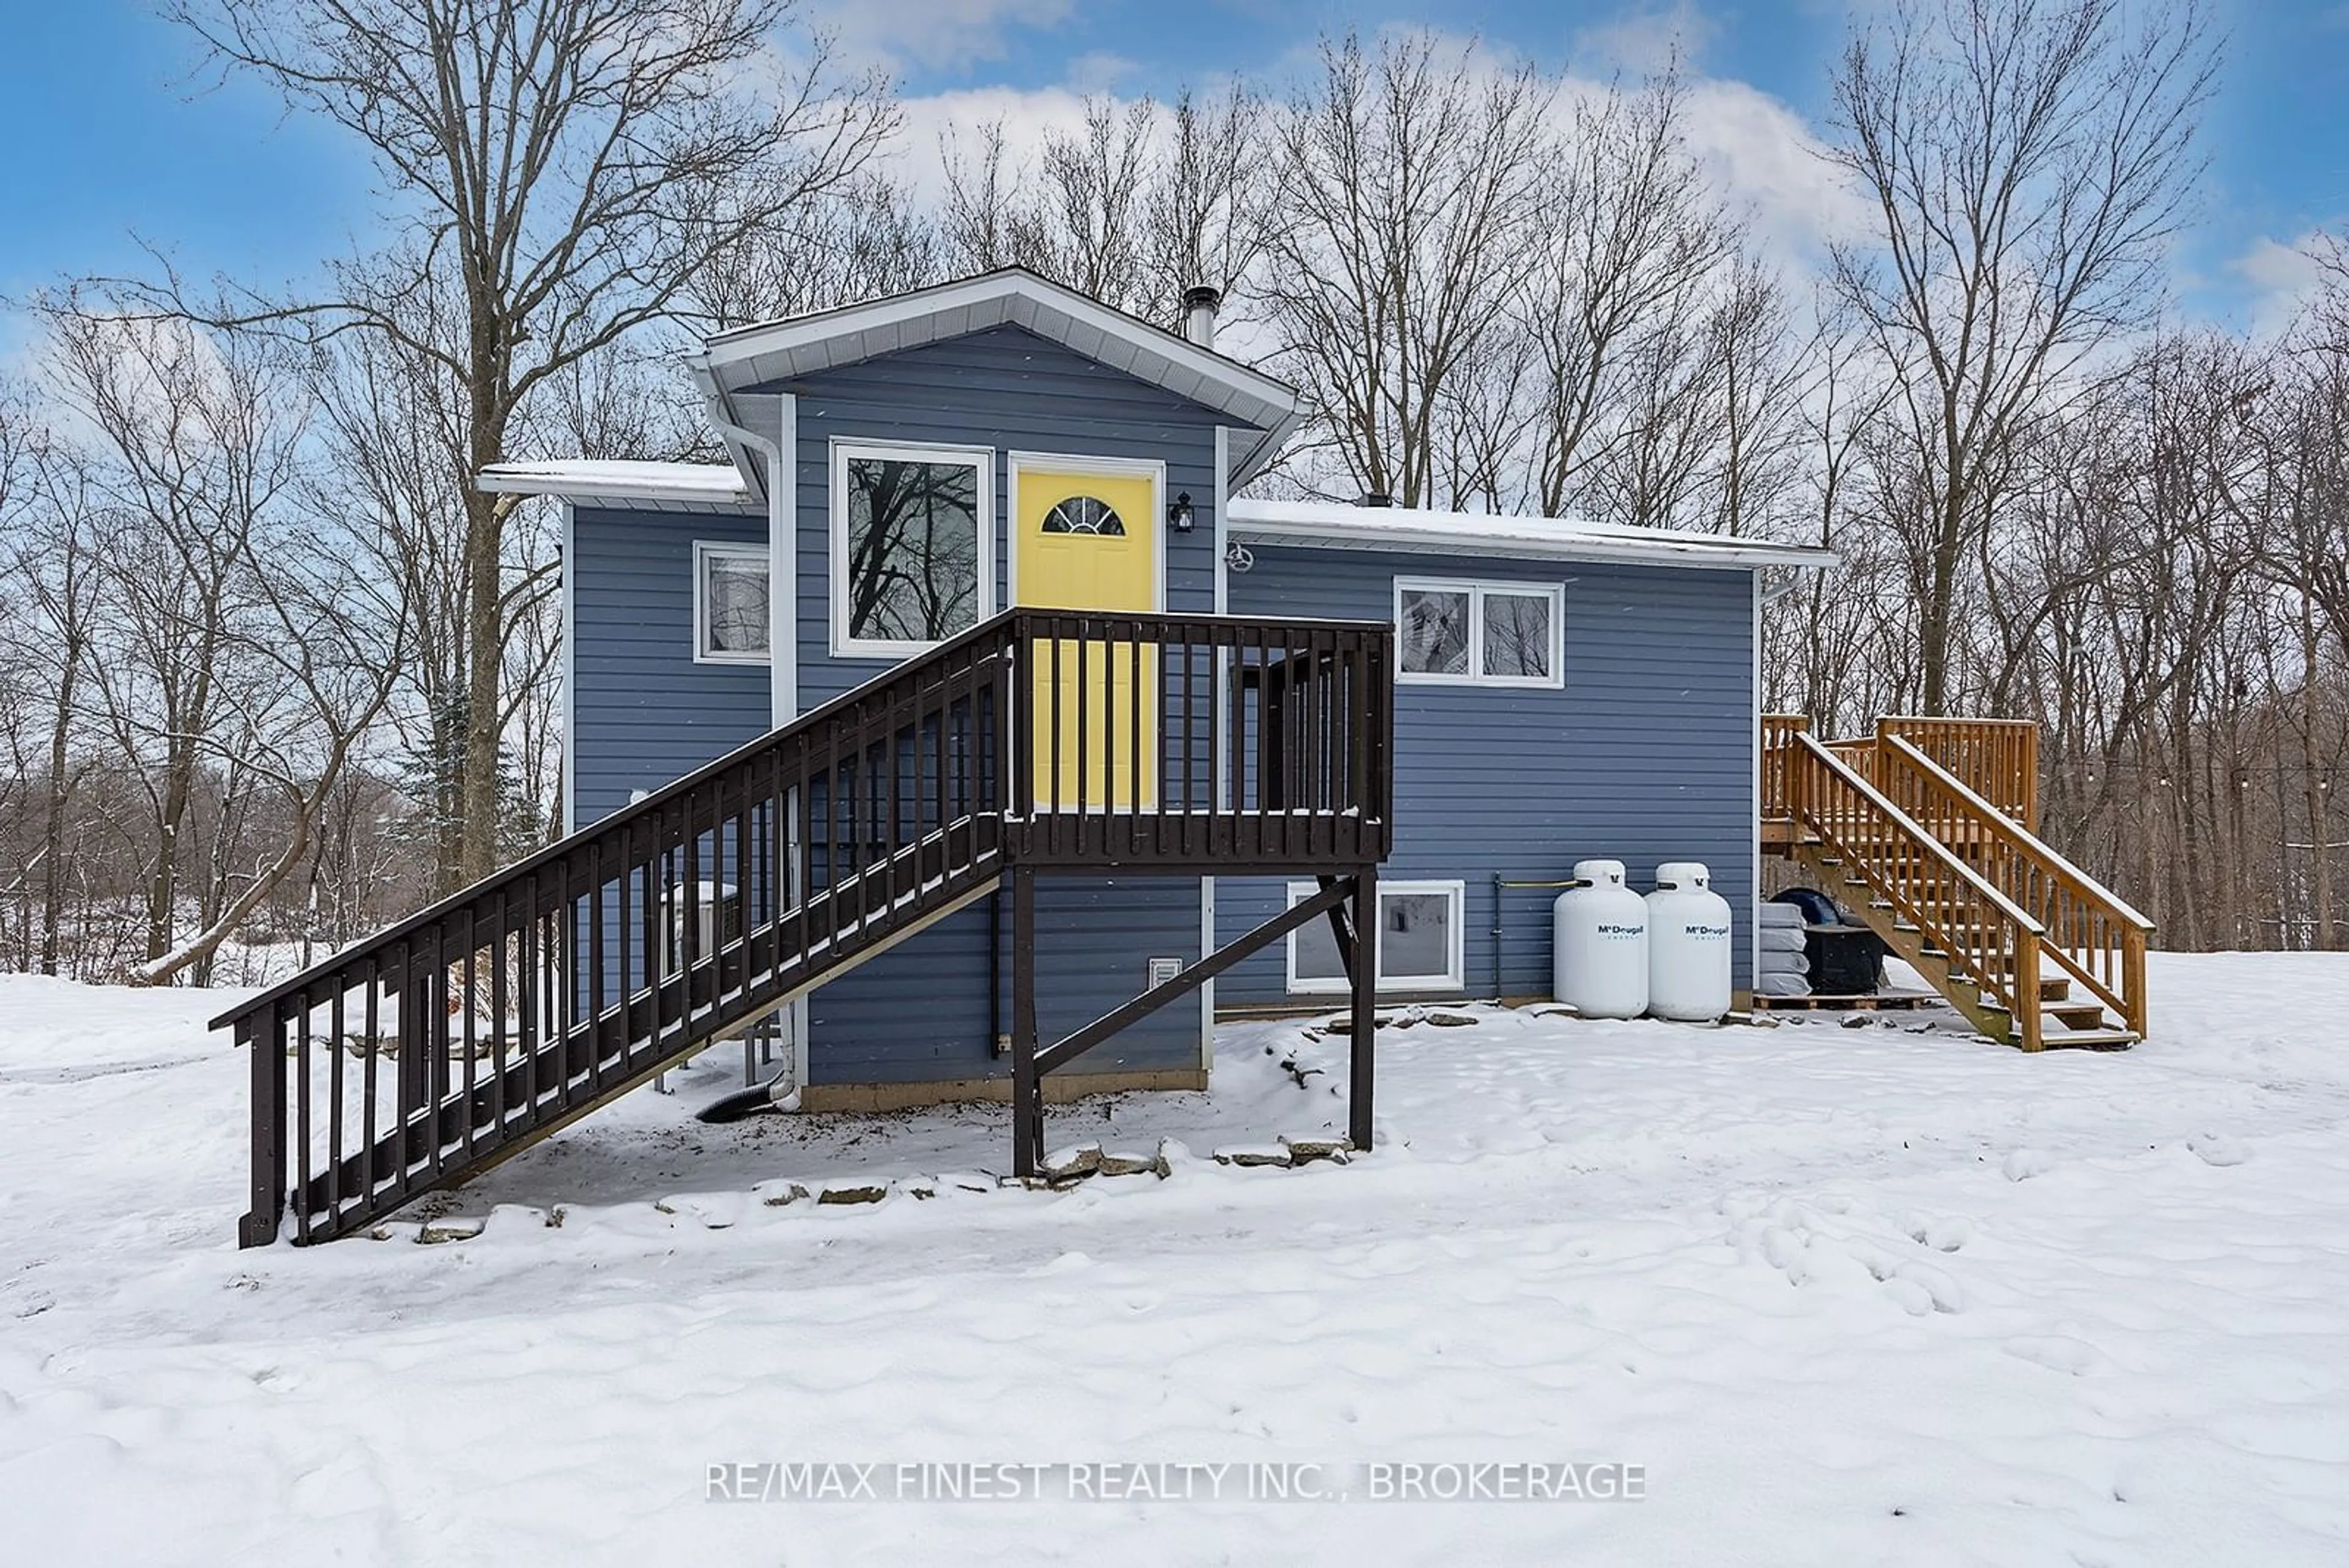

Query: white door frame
[1004,450,1168,611]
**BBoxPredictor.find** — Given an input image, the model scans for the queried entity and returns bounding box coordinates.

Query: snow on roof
[477,459,755,510]
[1225,498,1838,572]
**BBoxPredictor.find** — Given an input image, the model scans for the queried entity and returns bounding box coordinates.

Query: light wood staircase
[1764,718,2151,1052]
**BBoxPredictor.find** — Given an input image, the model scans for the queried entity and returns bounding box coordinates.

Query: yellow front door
[1015,465,1159,810]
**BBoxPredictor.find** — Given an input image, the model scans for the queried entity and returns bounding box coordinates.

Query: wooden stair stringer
[1789,845,2140,1050]
[1789,843,2017,1045]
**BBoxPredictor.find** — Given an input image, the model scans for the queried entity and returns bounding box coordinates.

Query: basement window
[1285,880,1466,995]
[832,441,993,657]
[694,541,770,664]
[1395,578,1562,688]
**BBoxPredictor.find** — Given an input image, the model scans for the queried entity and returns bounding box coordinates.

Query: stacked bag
[1757,899,1811,997]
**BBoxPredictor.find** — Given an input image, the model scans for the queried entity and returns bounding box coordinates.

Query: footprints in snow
[1907,1215,1974,1253]
[2002,1148,2054,1182]
[1732,1197,1969,1317]
[2002,1335,2116,1378]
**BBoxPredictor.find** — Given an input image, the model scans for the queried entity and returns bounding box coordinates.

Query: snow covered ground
[4,953,2348,1564]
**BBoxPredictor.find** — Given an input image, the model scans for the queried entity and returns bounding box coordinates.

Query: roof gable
[688,267,1300,488]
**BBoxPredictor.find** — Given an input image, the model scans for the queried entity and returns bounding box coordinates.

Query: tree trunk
[146,756,196,963]
[37,657,75,975]
[2303,603,2334,948]
[459,480,505,885]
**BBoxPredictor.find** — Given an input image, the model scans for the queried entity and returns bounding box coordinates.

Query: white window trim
[1285,879,1468,995]
[1393,576,1564,689]
[829,438,996,659]
[693,539,771,666]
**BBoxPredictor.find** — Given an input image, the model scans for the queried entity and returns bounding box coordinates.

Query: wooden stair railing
[226,608,1395,1245]
[1876,717,2038,831]
[1760,713,1811,818]
[1874,736,2150,1041]
[1782,732,2050,1049]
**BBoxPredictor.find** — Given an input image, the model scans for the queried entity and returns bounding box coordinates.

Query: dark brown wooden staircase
[1763,717,2151,1050]
[226,610,1393,1244]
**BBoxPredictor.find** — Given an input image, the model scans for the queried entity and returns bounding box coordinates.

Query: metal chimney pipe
[1182,285,1222,349]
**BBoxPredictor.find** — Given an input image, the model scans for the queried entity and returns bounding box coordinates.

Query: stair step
[2037,1027,2137,1052]
[1789,819,2142,1055]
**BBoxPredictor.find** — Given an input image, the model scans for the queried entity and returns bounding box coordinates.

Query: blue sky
[1,0,2342,330]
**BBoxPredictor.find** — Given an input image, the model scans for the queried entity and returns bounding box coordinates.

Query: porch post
[1348,866,1377,1152]
[1011,865,1042,1178]
[237,1010,286,1247]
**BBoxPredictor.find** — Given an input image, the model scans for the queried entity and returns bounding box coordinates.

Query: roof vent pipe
[1182,285,1221,349]
[1357,491,1394,508]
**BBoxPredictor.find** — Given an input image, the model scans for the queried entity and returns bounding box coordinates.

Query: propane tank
[1553,858,1650,1018]
[1647,861,1733,1022]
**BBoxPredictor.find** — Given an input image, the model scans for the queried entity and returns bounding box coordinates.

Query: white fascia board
[1226,512,1839,573]
[478,461,754,508]
[1228,411,1305,490]
[687,360,770,500]
[692,269,1299,429]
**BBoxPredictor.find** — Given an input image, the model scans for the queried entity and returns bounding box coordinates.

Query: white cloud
[2233,232,2331,340]
[1674,76,1870,272]
[0,310,37,387]
[1063,50,1139,94]
[1570,1,1718,75]
[875,34,1864,295]
[807,0,1074,76]
[886,84,1100,206]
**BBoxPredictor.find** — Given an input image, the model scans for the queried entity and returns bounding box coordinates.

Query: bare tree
[1825,0,2219,713]
[938,85,1276,330]
[1704,258,1811,538]
[0,382,95,974]
[31,299,408,983]
[152,0,896,883]
[1519,71,1739,520]
[1145,85,1279,314]
[1261,32,1552,504]
[1,448,105,974]
[688,172,943,330]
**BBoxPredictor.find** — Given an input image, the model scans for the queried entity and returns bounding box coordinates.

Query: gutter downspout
[699,405,786,672]
[701,396,804,1108]
[1758,564,1816,605]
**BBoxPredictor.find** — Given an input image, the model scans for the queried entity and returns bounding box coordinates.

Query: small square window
[1482,590,1553,682]
[1398,586,1471,677]
[1286,880,1466,994]
[1395,578,1561,688]
[695,542,769,663]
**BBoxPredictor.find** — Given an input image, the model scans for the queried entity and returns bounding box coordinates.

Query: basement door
[1013,460,1163,811]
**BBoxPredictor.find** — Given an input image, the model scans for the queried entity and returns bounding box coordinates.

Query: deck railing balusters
[232,608,1393,1244]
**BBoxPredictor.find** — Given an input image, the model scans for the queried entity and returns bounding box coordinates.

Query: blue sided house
[226,268,2147,1248]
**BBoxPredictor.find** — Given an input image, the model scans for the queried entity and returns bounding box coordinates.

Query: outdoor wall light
[1168,492,1196,532]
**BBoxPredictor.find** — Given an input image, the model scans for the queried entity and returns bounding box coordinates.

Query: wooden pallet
[1748,990,1942,1013]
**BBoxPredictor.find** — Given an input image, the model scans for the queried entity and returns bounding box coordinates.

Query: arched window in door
[1041,496,1126,536]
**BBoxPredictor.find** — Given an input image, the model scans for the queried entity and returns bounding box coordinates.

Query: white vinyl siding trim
[693,540,770,664]
[829,439,995,659]
[1393,576,1564,689]
[1285,879,1467,995]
